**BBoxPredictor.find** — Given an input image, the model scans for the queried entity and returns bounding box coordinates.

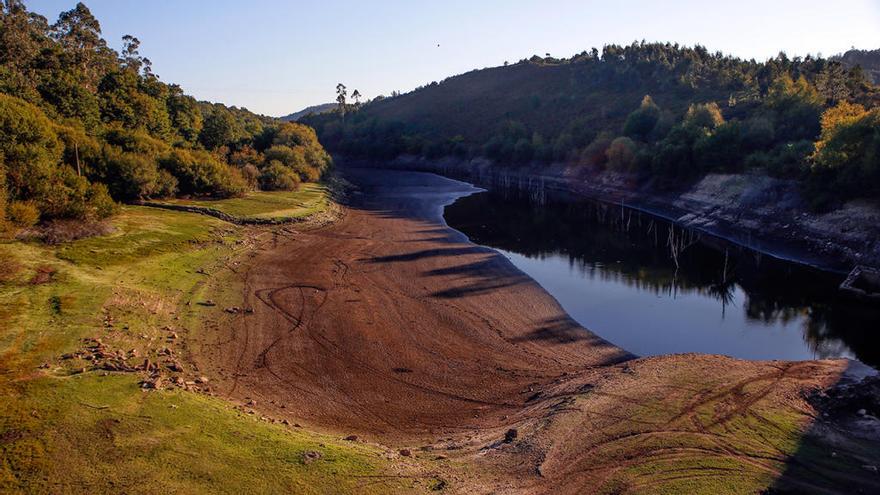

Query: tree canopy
[0,1,331,230]
[304,41,879,207]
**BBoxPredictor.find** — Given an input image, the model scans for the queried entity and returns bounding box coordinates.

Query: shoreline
[194,166,880,493]
[342,156,880,275]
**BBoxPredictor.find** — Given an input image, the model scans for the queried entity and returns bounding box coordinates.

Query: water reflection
[444,189,880,367]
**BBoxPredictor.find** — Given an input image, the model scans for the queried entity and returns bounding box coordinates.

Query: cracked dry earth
[194,168,880,494]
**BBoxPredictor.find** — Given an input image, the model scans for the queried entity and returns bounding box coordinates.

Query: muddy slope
[195,168,880,494]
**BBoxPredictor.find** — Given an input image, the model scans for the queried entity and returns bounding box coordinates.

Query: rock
[863,465,878,473]
[504,428,518,443]
[399,449,412,457]
[281,419,290,426]
[302,451,322,464]
[343,435,359,442]
[142,376,163,389]
[857,409,867,416]
[168,332,178,340]
[195,376,209,384]
[246,399,257,406]
[198,300,216,306]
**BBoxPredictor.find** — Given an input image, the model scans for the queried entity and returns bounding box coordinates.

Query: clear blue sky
[26,0,880,117]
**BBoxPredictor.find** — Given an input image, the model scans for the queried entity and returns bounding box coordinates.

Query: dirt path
[195,168,880,494]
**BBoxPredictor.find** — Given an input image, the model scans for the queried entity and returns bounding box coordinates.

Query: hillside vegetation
[281,103,337,122]
[305,42,880,208]
[0,1,331,235]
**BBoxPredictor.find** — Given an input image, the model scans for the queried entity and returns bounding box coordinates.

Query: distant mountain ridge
[833,48,880,84]
[281,103,337,122]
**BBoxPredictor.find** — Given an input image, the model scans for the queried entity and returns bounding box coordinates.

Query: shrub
[684,102,725,130]
[606,137,637,171]
[259,161,300,191]
[7,200,40,227]
[810,104,880,201]
[623,95,661,140]
[240,163,260,190]
[85,182,119,219]
[746,140,813,178]
[160,149,247,198]
[0,94,63,199]
[263,145,299,167]
[693,121,743,172]
[579,131,614,167]
[95,146,165,200]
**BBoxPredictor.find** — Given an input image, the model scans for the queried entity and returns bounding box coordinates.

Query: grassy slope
[159,184,330,221]
[0,190,424,494]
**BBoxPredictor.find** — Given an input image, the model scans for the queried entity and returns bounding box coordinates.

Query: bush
[159,149,247,198]
[746,141,813,177]
[810,104,880,201]
[606,137,637,171]
[0,94,63,199]
[684,102,725,130]
[259,161,300,191]
[241,164,260,190]
[579,131,614,167]
[623,95,661,140]
[7,200,40,227]
[95,146,167,200]
[85,182,119,219]
[693,121,743,172]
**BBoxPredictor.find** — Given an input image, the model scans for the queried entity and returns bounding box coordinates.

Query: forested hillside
[305,42,880,208]
[281,102,336,122]
[0,1,331,233]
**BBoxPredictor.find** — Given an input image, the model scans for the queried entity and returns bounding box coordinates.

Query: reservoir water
[444,187,880,368]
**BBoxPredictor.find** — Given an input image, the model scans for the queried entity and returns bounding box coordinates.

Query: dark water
[444,189,880,368]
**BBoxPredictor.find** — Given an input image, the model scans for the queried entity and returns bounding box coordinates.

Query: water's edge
[340,156,880,275]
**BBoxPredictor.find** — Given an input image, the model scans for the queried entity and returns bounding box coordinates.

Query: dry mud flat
[195,168,880,494]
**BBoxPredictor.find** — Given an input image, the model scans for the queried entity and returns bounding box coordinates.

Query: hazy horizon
[27,0,880,116]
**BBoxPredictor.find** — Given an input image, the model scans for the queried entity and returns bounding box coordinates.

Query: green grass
[0,193,423,494]
[160,184,330,221]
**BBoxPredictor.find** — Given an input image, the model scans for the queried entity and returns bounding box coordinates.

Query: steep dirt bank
[194,167,880,493]
[359,156,880,273]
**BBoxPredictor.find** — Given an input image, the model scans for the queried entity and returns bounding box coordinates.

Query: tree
[120,34,151,76]
[0,93,62,199]
[336,83,347,122]
[166,85,203,144]
[623,95,661,140]
[606,136,637,171]
[50,2,114,89]
[259,160,300,191]
[684,102,724,130]
[351,89,361,109]
[199,108,239,150]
